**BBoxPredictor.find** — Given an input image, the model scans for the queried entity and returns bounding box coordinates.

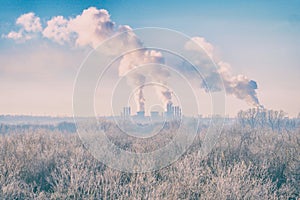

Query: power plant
[165,102,181,120]
[120,102,181,122]
[121,106,131,119]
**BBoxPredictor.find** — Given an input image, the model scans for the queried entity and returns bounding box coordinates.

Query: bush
[0,123,299,199]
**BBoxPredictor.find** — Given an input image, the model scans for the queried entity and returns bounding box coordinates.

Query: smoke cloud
[4,7,261,109]
[218,61,259,106]
[118,49,171,111]
[184,37,260,107]
[161,90,173,104]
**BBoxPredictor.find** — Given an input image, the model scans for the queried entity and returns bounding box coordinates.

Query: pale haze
[0,1,299,117]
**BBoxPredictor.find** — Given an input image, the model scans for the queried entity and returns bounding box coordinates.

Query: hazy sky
[0,0,299,117]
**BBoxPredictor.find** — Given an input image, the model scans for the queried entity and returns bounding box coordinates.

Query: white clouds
[67,7,115,48]
[42,16,70,45]
[3,12,42,41]
[43,7,134,49]
[3,30,33,42]
[5,7,123,48]
[16,12,42,32]
[4,31,23,40]
[3,30,35,41]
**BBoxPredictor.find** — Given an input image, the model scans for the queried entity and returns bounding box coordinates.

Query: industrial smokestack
[117,31,262,110]
[162,90,173,106]
[118,49,167,111]
[138,86,145,112]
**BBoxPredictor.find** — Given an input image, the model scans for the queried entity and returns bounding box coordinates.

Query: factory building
[121,106,131,119]
[165,102,182,120]
[121,103,181,122]
[150,111,160,121]
[136,111,145,119]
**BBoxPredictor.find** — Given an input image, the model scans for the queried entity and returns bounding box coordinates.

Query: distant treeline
[237,108,299,132]
[0,108,299,134]
[0,115,73,125]
[0,122,76,134]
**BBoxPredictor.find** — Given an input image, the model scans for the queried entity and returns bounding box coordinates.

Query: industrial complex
[120,102,182,122]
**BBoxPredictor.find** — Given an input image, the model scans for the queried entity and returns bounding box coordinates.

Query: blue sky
[0,0,299,117]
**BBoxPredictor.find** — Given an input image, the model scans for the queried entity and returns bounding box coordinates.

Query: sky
[0,0,299,117]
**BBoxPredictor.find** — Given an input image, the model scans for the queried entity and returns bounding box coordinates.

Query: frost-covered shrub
[0,123,299,199]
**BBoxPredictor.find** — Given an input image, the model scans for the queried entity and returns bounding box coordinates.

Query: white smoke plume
[217,61,259,106]
[4,7,261,108]
[118,49,171,111]
[184,37,260,107]
[161,90,172,104]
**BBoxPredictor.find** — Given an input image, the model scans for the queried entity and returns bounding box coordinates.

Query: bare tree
[237,108,297,132]
[266,110,286,132]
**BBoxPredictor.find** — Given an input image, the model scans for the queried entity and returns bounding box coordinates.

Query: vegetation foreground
[0,112,299,199]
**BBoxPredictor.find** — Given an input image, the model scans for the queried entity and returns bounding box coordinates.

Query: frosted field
[0,109,299,199]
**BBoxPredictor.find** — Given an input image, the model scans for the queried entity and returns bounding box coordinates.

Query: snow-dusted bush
[0,122,299,199]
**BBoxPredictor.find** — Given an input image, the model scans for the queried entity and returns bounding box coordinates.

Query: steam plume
[5,7,261,108]
[118,49,170,111]
[185,37,261,107]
